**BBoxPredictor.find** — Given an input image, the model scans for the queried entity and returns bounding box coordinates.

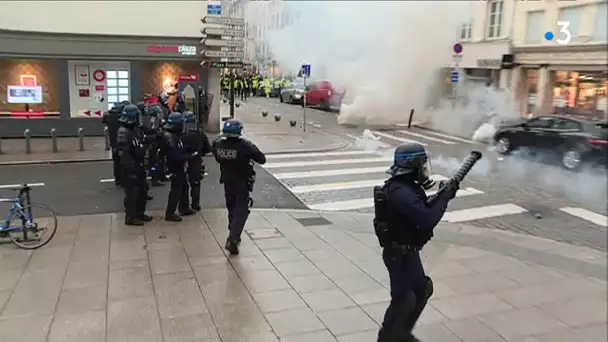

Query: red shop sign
[93,69,106,82]
[178,74,199,81]
[146,45,179,53]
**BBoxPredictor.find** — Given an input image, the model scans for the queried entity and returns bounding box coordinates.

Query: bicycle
[0,184,57,249]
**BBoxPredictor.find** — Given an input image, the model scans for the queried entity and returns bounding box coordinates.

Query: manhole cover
[246,228,283,240]
[296,217,332,227]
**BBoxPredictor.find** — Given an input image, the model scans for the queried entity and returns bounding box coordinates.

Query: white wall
[67,61,131,118]
[0,1,204,37]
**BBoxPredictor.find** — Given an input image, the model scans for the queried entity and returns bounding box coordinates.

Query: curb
[265,139,351,155]
[0,156,111,166]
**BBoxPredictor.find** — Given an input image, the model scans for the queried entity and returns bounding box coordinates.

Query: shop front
[0,29,204,137]
[512,44,608,121]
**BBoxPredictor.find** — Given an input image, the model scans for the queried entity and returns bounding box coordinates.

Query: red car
[302,80,345,111]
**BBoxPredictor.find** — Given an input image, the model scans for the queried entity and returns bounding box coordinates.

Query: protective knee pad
[424,276,434,299]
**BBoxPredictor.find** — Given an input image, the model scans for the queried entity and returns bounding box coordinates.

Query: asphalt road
[255,97,608,250]
[0,157,307,217]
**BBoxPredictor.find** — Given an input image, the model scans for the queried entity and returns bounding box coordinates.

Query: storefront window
[524,69,538,114]
[0,59,61,118]
[106,69,130,109]
[552,71,608,121]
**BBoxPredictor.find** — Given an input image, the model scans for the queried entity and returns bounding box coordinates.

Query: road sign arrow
[201,61,245,68]
[201,50,244,58]
[201,38,245,47]
[202,27,245,37]
[201,16,244,26]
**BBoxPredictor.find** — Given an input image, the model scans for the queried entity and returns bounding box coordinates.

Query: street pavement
[253,97,608,251]
[0,209,605,342]
[0,158,306,216]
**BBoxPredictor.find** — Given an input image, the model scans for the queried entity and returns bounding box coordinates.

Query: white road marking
[100,177,151,183]
[372,131,428,146]
[290,179,387,193]
[263,156,392,169]
[417,130,479,145]
[560,207,607,227]
[397,130,456,145]
[346,133,391,148]
[307,187,483,211]
[442,203,527,223]
[0,182,45,189]
[266,150,373,160]
[274,167,389,179]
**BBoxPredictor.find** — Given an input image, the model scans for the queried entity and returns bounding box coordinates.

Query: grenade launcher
[426,151,483,205]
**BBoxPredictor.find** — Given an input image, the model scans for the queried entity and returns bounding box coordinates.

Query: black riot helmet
[147,104,162,118]
[387,142,435,190]
[118,104,140,126]
[136,101,146,115]
[166,112,184,133]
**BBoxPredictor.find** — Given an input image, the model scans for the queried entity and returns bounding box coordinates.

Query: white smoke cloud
[254,1,470,126]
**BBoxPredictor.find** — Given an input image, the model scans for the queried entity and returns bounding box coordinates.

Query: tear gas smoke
[256,1,470,126]
[352,131,607,211]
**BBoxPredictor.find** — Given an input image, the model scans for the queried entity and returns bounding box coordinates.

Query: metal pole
[78,128,84,151]
[407,109,415,129]
[303,76,307,132]
[24,129,31,154]
[50,128,58,153]
[103,127,110,151]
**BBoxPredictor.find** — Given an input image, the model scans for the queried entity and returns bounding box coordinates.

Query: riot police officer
[101,102,123,186]
[116,104,153,226]
[146,104,165,186]
[212,119,266,255]
[374,143,458,342]
[182,112,211,211]
[161,112,196,221]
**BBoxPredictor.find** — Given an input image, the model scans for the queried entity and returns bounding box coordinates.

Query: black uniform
[101,107,122,185]
[116,125,149,225]
[212,136,266,248]
[161,128,194,221]
[182,127,211,211]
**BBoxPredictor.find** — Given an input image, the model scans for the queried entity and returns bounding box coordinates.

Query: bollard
[78,128,84,151]
[24,129,32,154]
[103,127,110,151]
[407,109,415,129]
[50,128,58,153]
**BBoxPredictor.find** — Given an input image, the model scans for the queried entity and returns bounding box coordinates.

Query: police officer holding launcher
[101,102,123,186]
[374,142,458,342]
[212,119,266,255]
[161,112,197,221]
[116,104,153,226]
[182,112,211,211]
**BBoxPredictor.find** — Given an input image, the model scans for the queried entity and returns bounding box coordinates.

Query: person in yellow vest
[252,75,259,97]
[282,77,291,88]
[264,78,271,98]
[242,77,250,101]
[221,75,231,100]
[273,78,282,95]
[233,77,242,100]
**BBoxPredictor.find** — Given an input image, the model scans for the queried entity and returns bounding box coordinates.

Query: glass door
[106,69,130,109]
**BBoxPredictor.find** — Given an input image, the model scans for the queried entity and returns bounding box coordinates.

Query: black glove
[439,180,459,200]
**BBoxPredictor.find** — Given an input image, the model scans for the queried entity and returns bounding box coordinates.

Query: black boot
[125,217,144,226]
[225,238,239,255]
[179,208,196,216]
[165,214,182,222]
[139,214,153,222]
[192,204,201,211]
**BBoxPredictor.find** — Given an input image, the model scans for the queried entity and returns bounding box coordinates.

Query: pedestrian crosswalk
[262,150,608,227]
[352,128,479,148]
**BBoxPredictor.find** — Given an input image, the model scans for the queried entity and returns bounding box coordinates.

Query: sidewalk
[221,102,350,154]
[0,137,110,165]
[0,209,605,342]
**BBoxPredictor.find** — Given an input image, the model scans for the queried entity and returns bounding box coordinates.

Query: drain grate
[296,216,332,227]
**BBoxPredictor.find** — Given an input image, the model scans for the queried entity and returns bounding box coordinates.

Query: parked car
[493,115,608,170]
[301,80,345,111]
[279,83,305,104]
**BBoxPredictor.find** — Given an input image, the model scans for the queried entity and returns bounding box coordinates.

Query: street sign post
[200,61,244,69]
[207,1,221,15]
[301,63,311,132]
[202,50,244,58]
[201,17,244,26]
[202,27,245,37]
[201,38,244,47]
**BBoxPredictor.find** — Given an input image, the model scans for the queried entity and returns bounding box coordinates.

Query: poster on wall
[75,65,90,85]
[7,85,43,104]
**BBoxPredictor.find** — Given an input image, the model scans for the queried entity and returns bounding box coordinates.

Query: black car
[493,115,608,170]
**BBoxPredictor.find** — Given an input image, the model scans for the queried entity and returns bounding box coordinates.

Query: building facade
[0,1,207,137]
[451,0,517,90]
[511,0,607,119]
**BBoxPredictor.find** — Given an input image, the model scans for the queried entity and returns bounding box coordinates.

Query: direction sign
[202,27,245,37]
[202,50,244,58]
[207,2,221,15]
[201,17,244,26]
[201,38,245,47]
[450,71,459,84]
[201,61,244,68]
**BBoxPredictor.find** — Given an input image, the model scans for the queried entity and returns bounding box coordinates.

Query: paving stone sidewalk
[0,209,605,342]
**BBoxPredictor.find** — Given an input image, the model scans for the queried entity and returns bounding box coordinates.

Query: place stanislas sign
[146,45,197,56]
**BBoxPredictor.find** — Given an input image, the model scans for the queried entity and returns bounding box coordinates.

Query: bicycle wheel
[8,203,58,250]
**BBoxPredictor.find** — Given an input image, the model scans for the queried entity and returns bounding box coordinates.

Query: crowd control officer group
[116,104,153,226]
[161,112,197,221]
[373,142,458,342]
[212,119,266,255]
